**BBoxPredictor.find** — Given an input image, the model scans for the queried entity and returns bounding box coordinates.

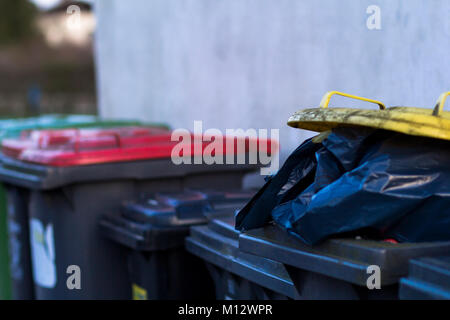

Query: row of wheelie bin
[0,114,147,300]
[186,216,450,300]
[0,114,271,299]
[1,88,450,300]
[186,91,450,300]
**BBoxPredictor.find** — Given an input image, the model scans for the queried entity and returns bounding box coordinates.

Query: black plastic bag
[235,137,321,231]
[237,126,450,245]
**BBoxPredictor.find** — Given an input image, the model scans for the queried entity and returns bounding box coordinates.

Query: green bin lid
[0,114,170,142]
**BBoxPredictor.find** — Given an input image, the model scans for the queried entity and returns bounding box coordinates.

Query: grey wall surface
[93,0,450,161]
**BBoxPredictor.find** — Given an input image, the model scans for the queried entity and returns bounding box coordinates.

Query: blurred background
[0,0,96,117]
[0,0,449,160]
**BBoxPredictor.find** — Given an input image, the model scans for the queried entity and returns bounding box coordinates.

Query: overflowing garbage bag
[236,91,450,245]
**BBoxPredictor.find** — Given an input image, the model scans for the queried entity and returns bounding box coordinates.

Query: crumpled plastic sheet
[236,127,450,245]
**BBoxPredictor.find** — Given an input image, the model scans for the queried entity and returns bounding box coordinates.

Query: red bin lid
[1,127,173,161]
[2,127,277,167]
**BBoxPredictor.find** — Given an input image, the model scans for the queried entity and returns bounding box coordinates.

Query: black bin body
[238,225,450,300]
[5,185,34,299]
[186,217,299,300]
[0,155,256,300]
[399,256,450,300]
[100,190,253,300]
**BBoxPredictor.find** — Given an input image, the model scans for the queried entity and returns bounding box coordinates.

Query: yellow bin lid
[287,91,450,141]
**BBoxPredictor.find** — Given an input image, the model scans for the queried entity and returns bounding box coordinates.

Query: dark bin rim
[99,215,191,251]
[238,225,450,286]
[186,217,300,299]
[99,192,252,251]
[0,155,259,190]
[399,255,450,300]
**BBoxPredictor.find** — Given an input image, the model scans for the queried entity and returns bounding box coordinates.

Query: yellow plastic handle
[319,91,386,110]
[433,91,450,116]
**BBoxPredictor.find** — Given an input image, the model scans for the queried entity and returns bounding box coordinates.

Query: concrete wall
[93,0,450,161]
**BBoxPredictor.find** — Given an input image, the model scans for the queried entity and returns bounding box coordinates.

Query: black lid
[186,217,300,299]
[122,190,254,227]
[100,190,254,251]
[407,256,450,288]
[238,225,450,286]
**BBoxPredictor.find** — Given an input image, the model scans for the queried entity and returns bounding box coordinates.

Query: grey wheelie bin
[238,225,450,300]
[100,190,253,300]
[0,127,263,299]
[399,256,450,300]
[186,217,300,300]
[0,115,145,300]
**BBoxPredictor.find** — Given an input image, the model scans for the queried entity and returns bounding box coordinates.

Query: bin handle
[73,129,82,153]
[432,91,450,116]
[319,91,386,110]
[97,131,123,148]
[73,131,122,153]
[37,129,79,149]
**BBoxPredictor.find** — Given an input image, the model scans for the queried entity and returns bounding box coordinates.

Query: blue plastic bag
[237,127,450,245]
[235,137,321,231]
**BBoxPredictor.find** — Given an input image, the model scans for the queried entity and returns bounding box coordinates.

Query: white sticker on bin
[30,218,57,288]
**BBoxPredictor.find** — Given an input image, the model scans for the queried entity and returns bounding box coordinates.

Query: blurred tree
[0,0,38,45]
